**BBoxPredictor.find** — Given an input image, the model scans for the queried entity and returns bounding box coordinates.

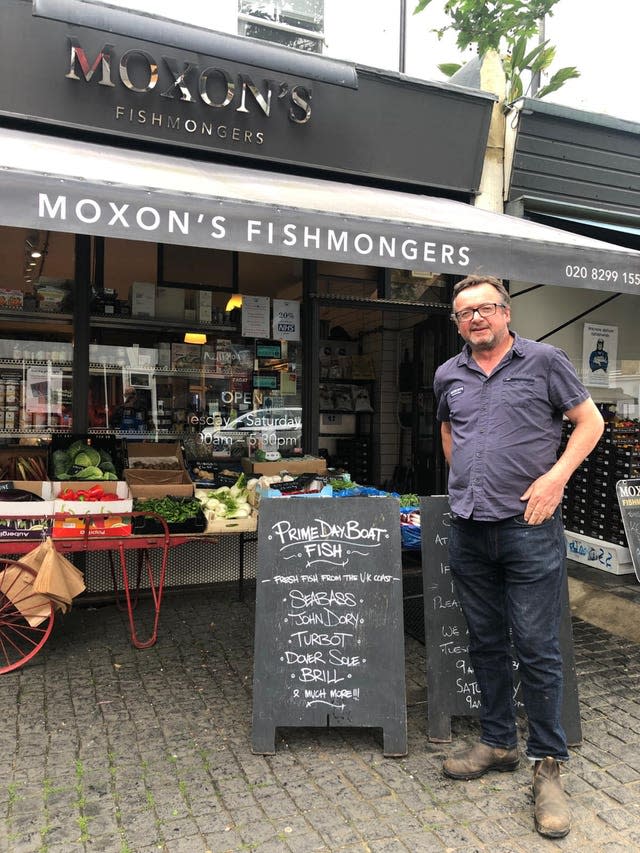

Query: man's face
[452,283,511,352]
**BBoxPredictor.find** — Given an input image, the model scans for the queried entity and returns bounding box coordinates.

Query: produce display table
[0,511,257,674]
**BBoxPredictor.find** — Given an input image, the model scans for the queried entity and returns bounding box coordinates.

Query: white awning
[2,126,639,293]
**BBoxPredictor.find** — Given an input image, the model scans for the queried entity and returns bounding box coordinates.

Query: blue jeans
[449,509,569,761]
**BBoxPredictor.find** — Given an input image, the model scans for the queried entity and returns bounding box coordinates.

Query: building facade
[1,0,639,584]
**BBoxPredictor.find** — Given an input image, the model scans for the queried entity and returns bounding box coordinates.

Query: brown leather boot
[443,741,519,780]
[533,757,571,838]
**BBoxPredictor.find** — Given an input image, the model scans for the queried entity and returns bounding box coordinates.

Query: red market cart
[0,511,236,674]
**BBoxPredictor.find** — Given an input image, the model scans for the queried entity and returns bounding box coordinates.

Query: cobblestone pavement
[1,584,640,853]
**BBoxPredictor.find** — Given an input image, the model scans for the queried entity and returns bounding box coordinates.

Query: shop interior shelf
[90,314,238,334]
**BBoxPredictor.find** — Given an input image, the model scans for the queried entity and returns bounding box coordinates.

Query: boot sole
[534,818,570,839]
[443,760,520,780]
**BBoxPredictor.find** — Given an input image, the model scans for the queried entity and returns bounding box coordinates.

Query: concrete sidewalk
[1,582,640,853]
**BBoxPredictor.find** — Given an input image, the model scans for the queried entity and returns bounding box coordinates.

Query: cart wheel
[0,558,55,674]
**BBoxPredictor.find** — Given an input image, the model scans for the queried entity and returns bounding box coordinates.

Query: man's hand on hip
[520,472,566,525]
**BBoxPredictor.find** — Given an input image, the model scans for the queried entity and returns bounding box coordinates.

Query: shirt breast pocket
[501,376,536,408]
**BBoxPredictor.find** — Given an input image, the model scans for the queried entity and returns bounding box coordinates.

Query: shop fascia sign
[65,37,312,127]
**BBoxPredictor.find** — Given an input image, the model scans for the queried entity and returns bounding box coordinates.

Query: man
[589,338,609,373]
[433,275,604,839]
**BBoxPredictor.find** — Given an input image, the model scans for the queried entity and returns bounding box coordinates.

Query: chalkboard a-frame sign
[421,496,582,745]
[251,496,407,756]
[616,479,640,582]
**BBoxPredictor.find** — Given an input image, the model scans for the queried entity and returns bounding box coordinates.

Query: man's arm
[520,398,604,524]
[440,421,452,466]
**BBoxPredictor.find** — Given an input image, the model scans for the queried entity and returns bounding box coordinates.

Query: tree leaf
[510,35,527,69]
[530,45,556,73]
[507,73,524,104]
[438,62,463,77]
[413,0,577,102]
[521,39,550,69]
[536,66,580,99]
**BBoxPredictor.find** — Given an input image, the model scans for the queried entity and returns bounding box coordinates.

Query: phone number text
[565,266,640,285]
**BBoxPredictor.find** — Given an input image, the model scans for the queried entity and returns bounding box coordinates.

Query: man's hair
[452,275,511,308]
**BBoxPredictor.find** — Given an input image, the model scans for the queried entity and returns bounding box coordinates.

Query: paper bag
[8,537,51,573]
[32,539,85,612]
[0,564,51,627]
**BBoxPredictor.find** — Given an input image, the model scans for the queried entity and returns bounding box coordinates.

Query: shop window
[238,1,324,53]
[316,267,450,305]
[388,270,449,304]
[88,239,304,463]
[0,225,76,435]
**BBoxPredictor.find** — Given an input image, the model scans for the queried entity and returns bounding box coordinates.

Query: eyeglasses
[451,302,506,323]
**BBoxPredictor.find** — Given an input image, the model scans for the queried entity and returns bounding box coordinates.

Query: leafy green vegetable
[67,439,88,459]
[327,478,356,491]
[399,493,420,506]
[133,496,202,523]
[53,441,118,481]
[75,449,100,468]
[52,449,70,471]
[74,466,104,480]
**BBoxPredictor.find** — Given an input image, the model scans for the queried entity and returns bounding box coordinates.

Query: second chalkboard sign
[616,479,640,582]
[251,496,407,756]
[421,496,582,745]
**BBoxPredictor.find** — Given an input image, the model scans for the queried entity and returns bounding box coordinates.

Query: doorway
[315,299,451,495]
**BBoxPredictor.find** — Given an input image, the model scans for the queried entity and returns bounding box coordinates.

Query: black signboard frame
[616,479,640,582]
[251,496,407,756]
[420,496,582,745]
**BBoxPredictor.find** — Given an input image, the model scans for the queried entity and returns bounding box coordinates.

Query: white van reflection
[198,407,302,452]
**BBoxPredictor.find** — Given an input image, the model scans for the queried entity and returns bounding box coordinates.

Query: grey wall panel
[513,151,640,194]
[510,103,640,218]
[515,135,640,176]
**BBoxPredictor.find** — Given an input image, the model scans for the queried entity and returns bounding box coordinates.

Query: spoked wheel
[0,558,55,674]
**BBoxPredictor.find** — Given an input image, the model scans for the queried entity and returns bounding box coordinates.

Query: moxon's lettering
[618,481,640,498]
[65,38,312,124]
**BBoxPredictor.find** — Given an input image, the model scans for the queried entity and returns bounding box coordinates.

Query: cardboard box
[171,343,201,369]
[126,441,184,469]
[205,513,258,535]
[130,282,156,318]
[565,530,633,575]
[0,447,49,481]
[124,442,191,497]
[0,480,53,540]
[52,481,132,538]
[197,290,212,324]
[156,286,184,320]
[242,456,327,477]
[126,471,194,499]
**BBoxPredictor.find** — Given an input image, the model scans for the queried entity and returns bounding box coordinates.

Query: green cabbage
[74,448,101,468]
[74,466,104,480]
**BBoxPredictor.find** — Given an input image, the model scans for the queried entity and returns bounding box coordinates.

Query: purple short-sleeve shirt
[433,332,590,521]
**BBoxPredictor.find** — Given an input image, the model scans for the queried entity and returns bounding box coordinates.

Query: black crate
[132,499,206,534]
[49,434,124,479]
[402,569,425,644]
